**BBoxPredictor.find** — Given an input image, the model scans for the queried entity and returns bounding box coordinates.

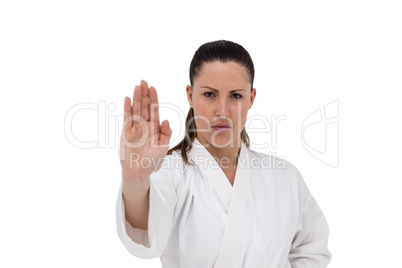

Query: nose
[215,98,230,117]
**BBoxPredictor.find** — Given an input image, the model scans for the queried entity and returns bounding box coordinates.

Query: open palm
[120,80,172,177]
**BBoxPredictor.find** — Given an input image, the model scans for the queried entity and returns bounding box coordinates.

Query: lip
[212,123,231,128]
[212,123,231,132]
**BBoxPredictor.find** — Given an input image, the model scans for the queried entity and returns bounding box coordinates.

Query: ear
[186,85,194,108]
[248,88,256,110]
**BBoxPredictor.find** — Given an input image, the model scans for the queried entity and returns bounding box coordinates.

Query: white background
[1,0,401,267]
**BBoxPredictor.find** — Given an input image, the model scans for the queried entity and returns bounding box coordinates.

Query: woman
[116,40,331,267]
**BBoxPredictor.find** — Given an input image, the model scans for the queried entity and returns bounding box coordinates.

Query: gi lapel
[188,138,251,268]
[188,138,233,209]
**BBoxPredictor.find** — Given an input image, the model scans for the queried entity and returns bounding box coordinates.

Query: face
[186,61,256,149]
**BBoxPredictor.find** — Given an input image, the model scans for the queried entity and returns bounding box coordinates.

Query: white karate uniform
[116,138,331,267]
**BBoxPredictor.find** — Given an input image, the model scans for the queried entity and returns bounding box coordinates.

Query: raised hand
[120,80,172,178]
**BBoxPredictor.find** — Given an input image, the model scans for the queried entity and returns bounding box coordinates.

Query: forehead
[194,61,250,88]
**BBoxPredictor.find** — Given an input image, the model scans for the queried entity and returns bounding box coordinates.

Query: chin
[209,134,237,148]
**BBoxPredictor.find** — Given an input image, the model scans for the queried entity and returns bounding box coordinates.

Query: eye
[203,92,215,98]
[232,93,243,99]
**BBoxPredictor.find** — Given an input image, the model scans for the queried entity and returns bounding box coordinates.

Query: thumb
[159,120,172,145]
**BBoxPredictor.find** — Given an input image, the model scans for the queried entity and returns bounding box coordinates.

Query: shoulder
[247,147,303,181]
[155,150,186,175]
[147,151,189,193]
[247,148,309,202]
[151,149,196,180]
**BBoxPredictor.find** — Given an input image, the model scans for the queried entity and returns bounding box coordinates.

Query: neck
[198,138,242,169]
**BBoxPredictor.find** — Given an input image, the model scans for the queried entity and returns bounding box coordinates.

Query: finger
[132,85,141,115]
[140,80,149,121]
[123,97,132,130]
[149,86,160,129]
[159,120,172,146]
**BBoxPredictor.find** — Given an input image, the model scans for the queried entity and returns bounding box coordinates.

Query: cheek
[194,105,210,117]
[193,108,212,128]
[231,103,249,120]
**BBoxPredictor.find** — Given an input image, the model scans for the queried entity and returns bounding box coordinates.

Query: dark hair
[167,40,255,164]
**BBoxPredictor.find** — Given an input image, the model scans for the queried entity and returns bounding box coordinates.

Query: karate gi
[116,138,331,267]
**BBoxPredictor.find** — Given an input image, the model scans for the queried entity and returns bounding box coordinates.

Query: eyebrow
[201,86,246,93]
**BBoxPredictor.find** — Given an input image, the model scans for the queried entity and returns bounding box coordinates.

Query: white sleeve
[115,166,180,259]
[288,170,332,268]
